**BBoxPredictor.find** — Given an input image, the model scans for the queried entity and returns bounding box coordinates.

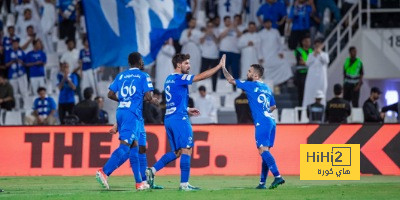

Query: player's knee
[258,146,270,155]
[174,149,182,157]
[139,146,146,154]
[181,148,192,155]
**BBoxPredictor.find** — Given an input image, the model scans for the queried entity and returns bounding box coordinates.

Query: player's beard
[181,68,189,74]
[247,77,253,81]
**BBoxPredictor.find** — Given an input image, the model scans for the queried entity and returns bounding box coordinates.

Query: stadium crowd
[0,0,398,125]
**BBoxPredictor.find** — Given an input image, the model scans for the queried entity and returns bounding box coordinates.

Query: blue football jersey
[109,68,154,119]
[164,73,194,119]
[235,80,276,123]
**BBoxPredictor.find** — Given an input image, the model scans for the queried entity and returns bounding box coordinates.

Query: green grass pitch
[0,176,399,199]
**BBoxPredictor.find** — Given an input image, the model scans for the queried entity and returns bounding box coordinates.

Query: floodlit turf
[0,175,399,199]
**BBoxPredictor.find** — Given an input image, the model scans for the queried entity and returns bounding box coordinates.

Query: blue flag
[83,0,187,67]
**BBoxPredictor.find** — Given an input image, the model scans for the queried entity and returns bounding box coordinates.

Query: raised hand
[188,108,200,117]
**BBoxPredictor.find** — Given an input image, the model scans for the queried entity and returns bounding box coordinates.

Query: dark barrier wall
[0,124,398,176]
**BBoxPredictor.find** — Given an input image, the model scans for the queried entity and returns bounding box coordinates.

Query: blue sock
[260,160,269,183]
[139,153,147,181]
[153,152,177,172]
[261,151,280,177]
[129,146,142,183]
[103,144,130,176]
[180,154,191,183]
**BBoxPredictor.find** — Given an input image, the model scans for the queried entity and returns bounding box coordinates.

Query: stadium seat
[224,94,236,108]
[271,108,279,123]
[4,111,23,125]
[280,108,295,123]
[56,40,68,56]
[294,107,309,123]
[216,79,233,93]
[23,96,36,110]
[191,116,214,124]
[217,108,237,124]
[349,108,364,123]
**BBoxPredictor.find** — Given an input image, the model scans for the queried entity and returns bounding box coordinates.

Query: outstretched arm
[193,54,225,82]
[221,66,236,85]
[107,90,119,102]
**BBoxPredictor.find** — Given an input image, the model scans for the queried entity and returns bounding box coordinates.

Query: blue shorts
[164,117,194,152]
[138,119,147,146]
[255,119,276,148]
[116,109,139,145]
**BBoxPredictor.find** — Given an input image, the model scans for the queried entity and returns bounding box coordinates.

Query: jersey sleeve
[108,74,120,93]
[142,73,154,93]
[176,74,194,85]
[235,79,251,91]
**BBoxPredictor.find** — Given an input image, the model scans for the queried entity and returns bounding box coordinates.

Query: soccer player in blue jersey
[222,63,285,189]
[96,52,158,190]
[146,53,225,191]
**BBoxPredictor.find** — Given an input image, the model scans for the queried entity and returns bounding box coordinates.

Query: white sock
[151,167,156,174]
[259,182,265,185]
[275,175,281,178]
[180,182,188,187]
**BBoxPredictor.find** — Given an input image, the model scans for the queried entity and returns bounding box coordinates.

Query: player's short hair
[314,37,324,44]
[94,96,103,101]
[251,64,264,77]
[172,53,190,69]
[128,52,143,67]
[33,39,41,46]
[198,85,206,92]
[349,46,356,53]
[223,16,231,21]
[234,14,241,19]
[333,84,342,95]
[26,25,34,31]
[83,87,94,100]
[248,21,256,26]
[37,87,46,94]
[65,38,75,45]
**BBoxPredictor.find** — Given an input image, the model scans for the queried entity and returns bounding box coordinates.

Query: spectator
[14,0,40,26]
[294,35,313,106]
[381,102,400,122]
[205,0,218,19]
[0,45,6,78]
[25,87,57,125]
[245,0,263,27]
[16,8,40,39]
[306,90,325,123]
[179,18,202,75]
[25,39,47,95]
[286,0,313,50]
[258,19,292,86]
[79,37,97,97]
[343,46,363,107]
[218,0,244,20]
[315,0,341,35]
[234,14,246,32]
[325,84,351,123]
[143,89,162,124]
[257,0,287,32]
[20,25,37,52]
[211,16,220,28]
[218,16,241,81]
[0,75,15,110]
[57,0,79,40]
[74,87,98,124]
[200,21,219,92]
[155,38,175,91]
[195,85,217,123]
[235,90,253,123]
[60,39,79,73]
[363,87,384,123]
[5,39,28,100]
[40,0,56,53]
[3,25,20,52]
[95,96,109,124]
[302,38,329,108]
[60,39,80,98]
[238,21,260,80]
[57,62,77,124]
[0,0,12,14]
